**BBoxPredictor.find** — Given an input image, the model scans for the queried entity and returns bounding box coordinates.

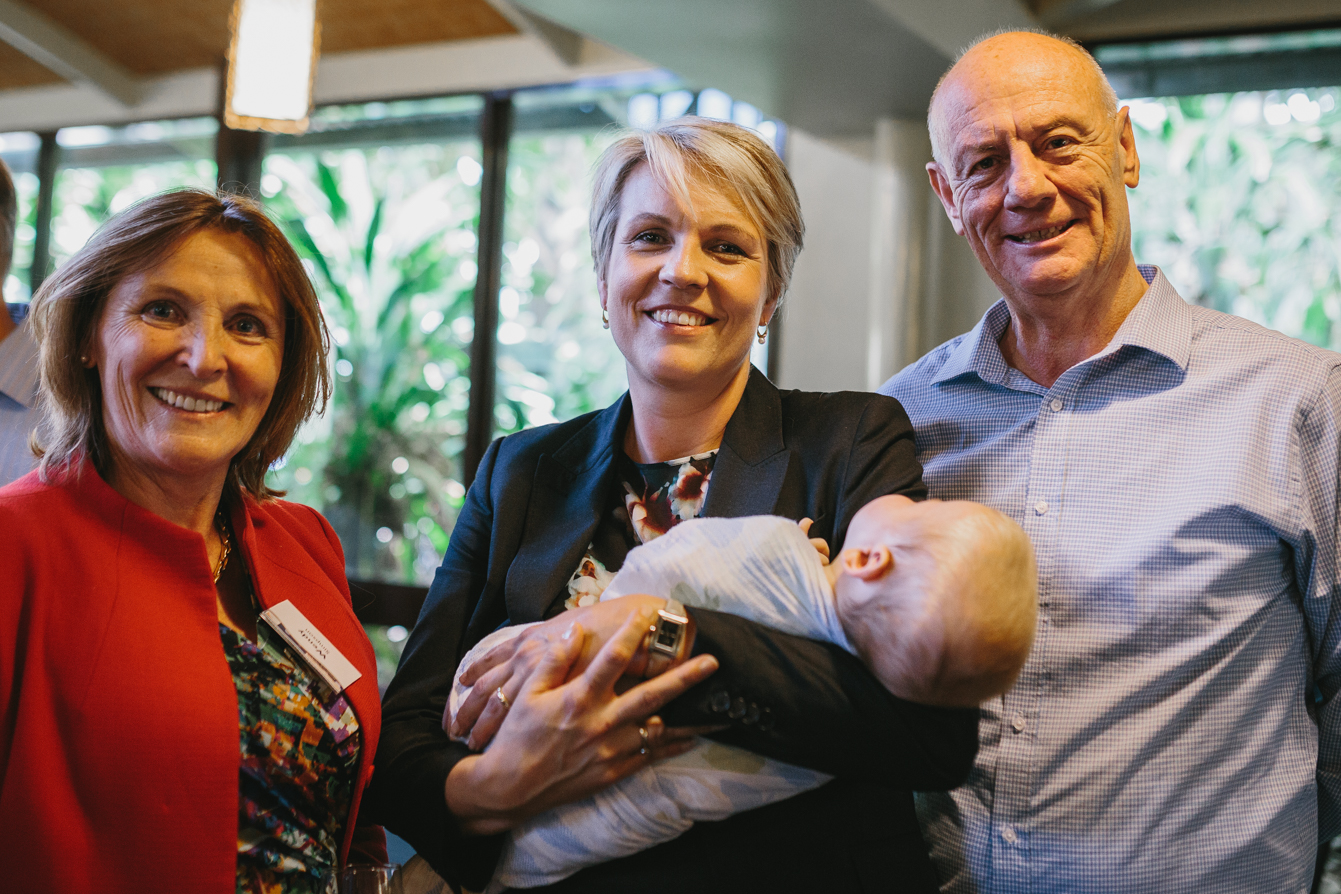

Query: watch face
[653,619,683,653]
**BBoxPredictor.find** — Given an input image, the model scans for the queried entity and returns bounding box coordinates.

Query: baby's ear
[840,545,893,581]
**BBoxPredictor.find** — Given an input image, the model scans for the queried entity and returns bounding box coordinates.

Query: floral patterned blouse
[220,619,361,894]
[564,450,717,610]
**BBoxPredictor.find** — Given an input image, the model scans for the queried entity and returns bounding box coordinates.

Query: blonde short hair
[590,117,804,308]
[30,189,331,500]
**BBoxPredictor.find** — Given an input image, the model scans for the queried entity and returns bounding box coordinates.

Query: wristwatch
[643,598,691,678]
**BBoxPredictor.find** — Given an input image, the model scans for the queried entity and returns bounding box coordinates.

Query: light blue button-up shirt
[0,307,39,487]
[882,267,1341,893]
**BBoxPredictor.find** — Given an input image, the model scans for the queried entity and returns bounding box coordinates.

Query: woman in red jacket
[0,190,385,894]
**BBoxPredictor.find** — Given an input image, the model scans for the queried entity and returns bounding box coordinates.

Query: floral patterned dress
[220,619,361,894]
[564,450,717,610]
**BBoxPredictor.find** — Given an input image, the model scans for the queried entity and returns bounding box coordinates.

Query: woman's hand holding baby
[444,611,718,835]
[452,595,704,748]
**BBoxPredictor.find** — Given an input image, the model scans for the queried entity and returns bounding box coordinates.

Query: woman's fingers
[452,660,513,738]
[520,622,586,697]
[610,653,719,725]
[464,673,529,751]
[580,611,658,694]
[458,634,523,687]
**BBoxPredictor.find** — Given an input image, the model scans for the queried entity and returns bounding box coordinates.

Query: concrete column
[866,118,933,389]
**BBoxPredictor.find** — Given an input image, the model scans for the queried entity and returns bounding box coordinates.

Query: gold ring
[638,725,650,756]
[494,686,510,710]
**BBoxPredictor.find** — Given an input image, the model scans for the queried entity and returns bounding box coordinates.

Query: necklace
[213,510,232,585]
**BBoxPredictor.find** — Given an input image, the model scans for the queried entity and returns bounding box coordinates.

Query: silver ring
[494,686,510,710]
[638,725,650,756]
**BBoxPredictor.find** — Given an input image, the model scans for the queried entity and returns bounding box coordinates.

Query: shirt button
[1011,715,1027,733]
[710,690,731,714]
[1034,500,1049,515]
[1049,397,1063,412]
[729,696,748,719]
[1001,825,1018,845]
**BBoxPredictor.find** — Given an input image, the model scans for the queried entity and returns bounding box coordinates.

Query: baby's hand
[798,518,831,565]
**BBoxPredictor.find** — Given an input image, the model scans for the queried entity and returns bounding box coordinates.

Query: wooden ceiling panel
[18,0,232,74]
[10,0,517,77]
[0,39,64,90]
[321,0,517,53]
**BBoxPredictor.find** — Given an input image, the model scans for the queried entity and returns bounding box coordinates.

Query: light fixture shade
[225,0,321,134]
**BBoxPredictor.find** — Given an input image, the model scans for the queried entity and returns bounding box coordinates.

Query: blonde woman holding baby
[369,118,980,893]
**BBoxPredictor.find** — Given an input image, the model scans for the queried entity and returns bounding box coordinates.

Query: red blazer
[0,463,385,894]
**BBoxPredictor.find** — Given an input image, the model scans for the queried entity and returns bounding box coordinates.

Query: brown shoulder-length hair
[29,189,331,500]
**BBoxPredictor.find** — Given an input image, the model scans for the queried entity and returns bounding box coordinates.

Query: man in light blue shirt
[882,31,1341,893]
[0,158,38,487]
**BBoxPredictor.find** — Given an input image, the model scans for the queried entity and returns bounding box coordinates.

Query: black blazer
[369,368,978,892]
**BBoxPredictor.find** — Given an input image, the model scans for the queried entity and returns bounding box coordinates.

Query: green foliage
[262,145,481,583]
[493,130,629,437]
[1127,88,1341,348]
[49,161,217,271]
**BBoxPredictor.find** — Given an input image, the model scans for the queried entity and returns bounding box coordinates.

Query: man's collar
[0,318,39,409]
[931,299,1014,386]
[932,265,1193,387]
[1100,265,1193,371]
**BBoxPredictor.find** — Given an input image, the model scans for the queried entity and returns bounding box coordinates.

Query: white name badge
[259,599,363,693]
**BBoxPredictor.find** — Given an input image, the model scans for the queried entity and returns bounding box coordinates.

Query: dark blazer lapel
[702,366,791,519]
[504,395,631,623]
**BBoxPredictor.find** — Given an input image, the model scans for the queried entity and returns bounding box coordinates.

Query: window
[0,132,41,304]
[1123,87,1341,349]
[50,119,218,271]
[262,96,485,585]
[1099,29,1341,350]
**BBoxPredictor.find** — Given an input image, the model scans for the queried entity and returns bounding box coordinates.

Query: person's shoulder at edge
[877,329,979,403]
[0,467,82,528]
[774,383,915,431]
[1185,300,1341,377]
[474,399,625,488]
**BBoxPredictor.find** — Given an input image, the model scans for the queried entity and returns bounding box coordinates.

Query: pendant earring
[601,309,609,329]
[756,324,768,345]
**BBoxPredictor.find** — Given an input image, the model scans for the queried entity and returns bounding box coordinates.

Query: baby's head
[831,495,1037,708]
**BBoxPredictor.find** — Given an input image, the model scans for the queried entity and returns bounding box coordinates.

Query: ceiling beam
[1034,0,1124,28]
[486,0,588,66]
[865,0,1038,60]
[0,0,142,106]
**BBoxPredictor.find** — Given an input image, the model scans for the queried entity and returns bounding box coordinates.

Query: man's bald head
[928,30,1118,169]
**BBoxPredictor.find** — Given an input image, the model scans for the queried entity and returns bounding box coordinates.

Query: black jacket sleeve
[365,437,507,890]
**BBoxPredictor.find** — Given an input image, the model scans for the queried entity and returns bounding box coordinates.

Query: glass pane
[1125,88,1341,349]
[262,96,484,584]
[495,117,627,436]
[49,118,219,271]
[0,132,41,305]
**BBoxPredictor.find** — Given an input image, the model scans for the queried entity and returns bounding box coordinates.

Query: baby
[448,495,1037,890]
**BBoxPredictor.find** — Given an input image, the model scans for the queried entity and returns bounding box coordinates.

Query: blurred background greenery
[1127,86,1341,350]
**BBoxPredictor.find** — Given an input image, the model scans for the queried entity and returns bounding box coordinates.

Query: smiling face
[90,228,286,496]
[926,33,1140,307]
[599,162,775,397]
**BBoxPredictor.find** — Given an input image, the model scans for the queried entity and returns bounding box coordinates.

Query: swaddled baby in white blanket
[448,495,1038,890]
